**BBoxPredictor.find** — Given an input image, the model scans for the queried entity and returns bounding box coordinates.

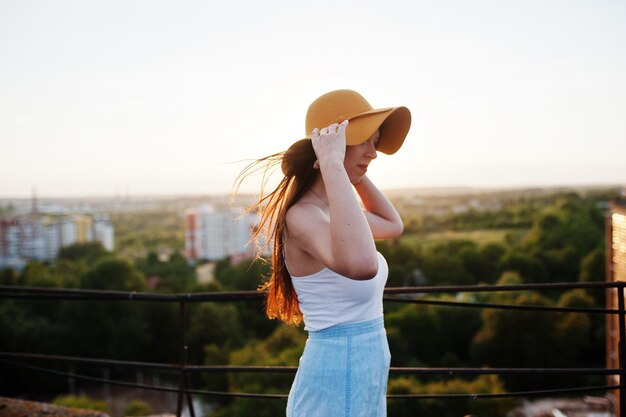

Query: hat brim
[304,106,411,155]
[345,106,411,155]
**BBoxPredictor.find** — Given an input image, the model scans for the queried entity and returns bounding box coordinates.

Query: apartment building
[0,213,115,269]
[184,204,258,262]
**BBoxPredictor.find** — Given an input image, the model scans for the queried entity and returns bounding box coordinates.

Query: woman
[236,89,411,416]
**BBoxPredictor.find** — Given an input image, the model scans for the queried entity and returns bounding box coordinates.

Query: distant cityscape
[0,192,262,270]
[0,194,115,270]
[2,185,623,272]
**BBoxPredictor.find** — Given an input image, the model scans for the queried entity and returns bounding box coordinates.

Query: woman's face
[344,129,380,184]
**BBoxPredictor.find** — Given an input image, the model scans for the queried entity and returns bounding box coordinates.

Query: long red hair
[234,139,317,325]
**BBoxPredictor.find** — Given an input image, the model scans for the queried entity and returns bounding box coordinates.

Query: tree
[0,268,20,285]
[498,251,549,283]
[20,261,55,287]
[135,251,195,292]
[471,288,595,392]
[386,304,442,366]
[80,257,145,291]
[213,258,277,340]
[209,325,306,417]
[525,196,604,282]
[376,240,425,287]
[387,375,512,417]
[188,303,243,365]
[60,258,149,360]
[58,241,108,263]
[579,247,605,283]
[478,242,507,283]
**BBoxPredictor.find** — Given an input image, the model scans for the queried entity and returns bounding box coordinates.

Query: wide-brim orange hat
[304,89,411,155]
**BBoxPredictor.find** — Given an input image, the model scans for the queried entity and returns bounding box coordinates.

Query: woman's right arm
[286,122,378,280]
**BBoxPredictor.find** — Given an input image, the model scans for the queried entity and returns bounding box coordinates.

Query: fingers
[321,124,337,136]
[314,121,348,138]
[338,119,349,136]
[309,120,347,167]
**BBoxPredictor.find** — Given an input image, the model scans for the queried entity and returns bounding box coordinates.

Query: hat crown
[305,90,373,135]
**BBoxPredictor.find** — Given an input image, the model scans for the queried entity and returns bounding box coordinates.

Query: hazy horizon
[1,181,622,201]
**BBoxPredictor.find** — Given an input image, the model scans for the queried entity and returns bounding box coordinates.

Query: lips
[357,164,368,174]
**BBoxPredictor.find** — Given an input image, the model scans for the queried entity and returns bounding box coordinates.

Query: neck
[309,177,328,206]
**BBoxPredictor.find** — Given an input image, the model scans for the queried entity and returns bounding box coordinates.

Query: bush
[52,395,109,412]
[125,399,154,416]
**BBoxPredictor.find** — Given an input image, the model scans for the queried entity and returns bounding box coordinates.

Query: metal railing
[0,280,622,416]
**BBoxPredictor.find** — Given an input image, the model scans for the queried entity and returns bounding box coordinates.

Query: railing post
[68,364,75,395]
[103,368,111,402]
[617,283,626,417]
[176,300,195,417]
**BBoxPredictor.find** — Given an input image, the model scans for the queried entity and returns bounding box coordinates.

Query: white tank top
[289,252,388,332]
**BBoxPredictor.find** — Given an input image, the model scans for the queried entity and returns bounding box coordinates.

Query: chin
[350,176,364,185]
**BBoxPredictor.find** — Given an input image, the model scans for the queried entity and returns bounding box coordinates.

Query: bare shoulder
[285,202,328,238]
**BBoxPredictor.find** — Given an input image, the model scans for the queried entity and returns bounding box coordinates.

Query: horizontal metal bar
[0,358,285,399]
[0,352,179,371]
[0,281,619,303]
[390,366,620,376]
[385,280,621,295]
[387,384,620,400]
[1,358,618,401]
[0,285,262,302]
[383,296,621,315]
[1,352,618,376]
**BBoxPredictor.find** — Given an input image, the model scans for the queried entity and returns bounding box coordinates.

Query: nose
[365,138,377,159]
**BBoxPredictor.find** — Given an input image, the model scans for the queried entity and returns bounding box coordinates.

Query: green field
[401,228,528,247]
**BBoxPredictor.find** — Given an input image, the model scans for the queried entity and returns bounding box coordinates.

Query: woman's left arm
[354,175,404,239]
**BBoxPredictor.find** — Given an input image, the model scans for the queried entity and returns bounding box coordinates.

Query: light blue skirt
[286,316,391,417]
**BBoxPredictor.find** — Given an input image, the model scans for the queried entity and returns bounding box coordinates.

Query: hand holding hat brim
[305,106,411,155]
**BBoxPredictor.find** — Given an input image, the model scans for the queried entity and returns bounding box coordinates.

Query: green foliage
[525,195,604,282]
[377,239,425,287]
[125,399,153,416]
[421,240,493,285]
[0,267,20,285]
[215,257,270,291]
[498,251,549,283]
[135,251,195,292]
[111,210,184,258]
[213,257,278,340]
[188,302,243,365]
[209,325,306,416]
[387,375,513,417]
[386,301,482,367]
[20,261,55,287]
[60,258,150,360]
[470,289,595,391]
[52,395,109,412]
[386,304,440,366]
[59,241,108,263]
[81,257,145,291]
[579,247,605,283]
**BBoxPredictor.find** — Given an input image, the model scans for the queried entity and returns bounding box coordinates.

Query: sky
[1,0,625,198]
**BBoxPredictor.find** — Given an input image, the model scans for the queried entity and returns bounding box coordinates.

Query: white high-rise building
[184,204,258,262]
[58,218,77,248]
[43,219,60,261]
[93,214,115,251]
[0,213,115,268]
